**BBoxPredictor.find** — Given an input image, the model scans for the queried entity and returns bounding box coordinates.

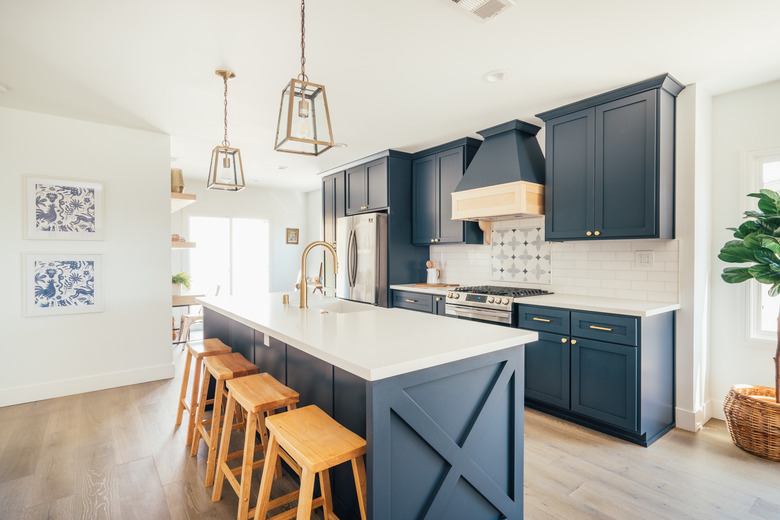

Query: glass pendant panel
[274,78,334,156]
[207,146,245,191]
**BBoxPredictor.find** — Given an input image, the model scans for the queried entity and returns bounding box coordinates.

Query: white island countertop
[197,293,537,381]
[390,284,680,317]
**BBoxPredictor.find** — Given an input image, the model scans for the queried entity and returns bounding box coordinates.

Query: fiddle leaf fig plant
[719,188,780,402]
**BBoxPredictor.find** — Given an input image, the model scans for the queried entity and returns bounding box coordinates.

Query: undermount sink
[308,299,374,314]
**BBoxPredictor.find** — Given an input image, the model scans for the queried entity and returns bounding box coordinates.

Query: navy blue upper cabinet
[537,74,683,241]
[347,158,388,214]
[412,138,483,245]
[322,171,345,288]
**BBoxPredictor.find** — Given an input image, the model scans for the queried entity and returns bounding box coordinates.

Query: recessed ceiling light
[275,166,288,171]
[333,142,348,148]
[482,69,511,83]
[0,82,8,93]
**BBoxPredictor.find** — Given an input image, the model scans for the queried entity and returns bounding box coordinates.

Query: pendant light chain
[222,74,230,148]
[299,0,308,82]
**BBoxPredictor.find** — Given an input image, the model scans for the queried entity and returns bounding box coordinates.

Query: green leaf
[760,188,780,202]
[748,264,780,284]
[737,221,760,238]
[744,210,766,219]
[770,284,780,297]
[743,233,763,250]
[754,247,780,267]
[721,267,753,284]
[761,237,780,255]
[718,245,755,263]
[758,198,780,215]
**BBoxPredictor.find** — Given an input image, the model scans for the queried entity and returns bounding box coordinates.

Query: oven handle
[445,305,512,324]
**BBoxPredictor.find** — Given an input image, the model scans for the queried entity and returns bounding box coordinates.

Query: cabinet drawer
[571,311,637,347]
[392,291,433,313]
[516,305,570,335]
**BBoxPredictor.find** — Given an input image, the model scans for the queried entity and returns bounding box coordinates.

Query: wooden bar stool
[212,373,300,520]
[176,338,232,446]
[254,405,368,520]
[191,352,259,487]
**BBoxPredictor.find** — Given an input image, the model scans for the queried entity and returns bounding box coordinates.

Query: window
[748,149,780,340]
[188,216,270,296]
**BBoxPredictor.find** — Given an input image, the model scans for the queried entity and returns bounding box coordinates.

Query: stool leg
[351,456,368,520]
[319,469,334,519]
[176,349,193,426]
[185,357,203,446]
[237,411,258,520]
[205,380,226,487]
[257,412,281,480]
[212,391,237,502]
[190,369,211,457]
[254,432,280,520]
[296,468,316,520]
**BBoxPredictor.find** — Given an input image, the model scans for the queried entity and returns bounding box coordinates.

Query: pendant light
[207,70,245,191]
[274,0,334,156]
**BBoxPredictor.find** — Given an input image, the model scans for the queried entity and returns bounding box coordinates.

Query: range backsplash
[430,218,679,303]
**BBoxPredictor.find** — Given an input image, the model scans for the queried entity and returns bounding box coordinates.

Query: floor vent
[451,0,515,21]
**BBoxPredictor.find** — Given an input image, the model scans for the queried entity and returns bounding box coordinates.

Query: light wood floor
[1,346,779,520]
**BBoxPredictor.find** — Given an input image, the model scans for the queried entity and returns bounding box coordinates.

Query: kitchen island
[198,293,537,520]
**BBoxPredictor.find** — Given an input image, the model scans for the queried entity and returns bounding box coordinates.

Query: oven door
[445,304,514,327]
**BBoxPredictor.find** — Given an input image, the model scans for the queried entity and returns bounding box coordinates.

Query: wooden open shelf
[171,192,196,213]
[172,241,196,249]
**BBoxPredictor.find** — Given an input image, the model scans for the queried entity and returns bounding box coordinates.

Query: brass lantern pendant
[207,70,246,191]
[274,0,334,156]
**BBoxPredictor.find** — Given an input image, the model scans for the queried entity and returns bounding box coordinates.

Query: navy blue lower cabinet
[286,345,334,416]
[571,338,637,431]
[254,334,286,385]
[524,332,570,409]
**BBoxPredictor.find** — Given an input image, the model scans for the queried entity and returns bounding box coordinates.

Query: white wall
[171,183,312,293]
[0,107,172,406]
[709,80,780,418]
[674,84,713,431]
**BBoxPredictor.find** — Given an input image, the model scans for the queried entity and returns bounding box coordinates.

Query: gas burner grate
[454,285,552,298]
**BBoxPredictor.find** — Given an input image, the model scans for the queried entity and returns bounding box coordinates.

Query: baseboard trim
[0,363,175,407]
[675,401,714,431]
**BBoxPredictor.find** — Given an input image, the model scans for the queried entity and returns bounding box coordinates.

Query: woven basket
[723,384,780,462]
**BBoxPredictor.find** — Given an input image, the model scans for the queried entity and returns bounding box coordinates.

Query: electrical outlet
[635,250,654,268]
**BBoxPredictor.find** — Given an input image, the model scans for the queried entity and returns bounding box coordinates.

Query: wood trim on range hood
[451,180,544,223]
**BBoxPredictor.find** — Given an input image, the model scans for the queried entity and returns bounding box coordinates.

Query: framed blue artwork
[24,176,104,240]
[23,253,104,316]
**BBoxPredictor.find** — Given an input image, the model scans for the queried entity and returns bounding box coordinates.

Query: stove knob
[453,293,460,299]
[503,297,511,305]
[488,296,495,303]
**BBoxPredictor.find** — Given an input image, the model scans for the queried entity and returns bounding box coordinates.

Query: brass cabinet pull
[594,230,601,236]
[571,339,577,345]
[405,299,417,303]
[436,297,441,301]
[590,325,613,331]
[431,239,435,243]
[561,338,568,343]
[586,231,592,236]
[361,205,367,210]
[532,317,552,322]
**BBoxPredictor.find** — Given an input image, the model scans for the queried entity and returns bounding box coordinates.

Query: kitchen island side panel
[368,346,524,520]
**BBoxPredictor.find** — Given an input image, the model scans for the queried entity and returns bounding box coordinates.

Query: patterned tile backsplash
[491,227,552,284]
[428,218,679,303]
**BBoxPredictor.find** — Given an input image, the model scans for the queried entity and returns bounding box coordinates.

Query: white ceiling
[2,0,779,192]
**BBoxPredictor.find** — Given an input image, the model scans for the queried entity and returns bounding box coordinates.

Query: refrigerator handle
[349,229,358,288]
[346,230,355,288]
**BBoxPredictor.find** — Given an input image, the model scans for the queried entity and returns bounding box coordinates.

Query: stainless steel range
[445,285,552,326]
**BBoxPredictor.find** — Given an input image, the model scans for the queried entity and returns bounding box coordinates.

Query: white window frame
[744,147,780,344]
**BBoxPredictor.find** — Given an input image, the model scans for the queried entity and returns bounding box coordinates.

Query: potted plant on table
[719,188,780,461]
[171,272,191,296]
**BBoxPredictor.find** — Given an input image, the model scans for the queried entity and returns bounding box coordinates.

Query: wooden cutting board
[413,283,460,288]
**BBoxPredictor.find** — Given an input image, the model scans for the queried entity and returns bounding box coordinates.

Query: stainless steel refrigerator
[336,213,388,306]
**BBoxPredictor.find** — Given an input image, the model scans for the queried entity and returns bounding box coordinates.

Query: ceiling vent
[451,0,515,21]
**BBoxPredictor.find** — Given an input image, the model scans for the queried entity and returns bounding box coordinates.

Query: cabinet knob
[361,205,367,210]
[586,231,592,236]
[561,338,568,343]
[594,230,601,236]
[436,297,441,301]
[431,239,435,243]
[571,339,577,345]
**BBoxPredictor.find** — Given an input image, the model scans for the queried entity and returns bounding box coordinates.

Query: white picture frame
[24,176,105,240]
[23,253,104,316]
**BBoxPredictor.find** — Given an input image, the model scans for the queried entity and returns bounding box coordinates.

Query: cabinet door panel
[346,165,366,214]
[254,335,286,385]
[434,295,447,316]
[412,155,436,245]
[525,332,570,409]
[571,339,637,431]
[595,91,657,238]
[365,158,388,210]
[545,109,595,240]
[436,148,465,243]
[323,175,336,244]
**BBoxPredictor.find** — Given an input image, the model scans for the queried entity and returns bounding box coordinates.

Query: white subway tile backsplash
[430,228,679,303]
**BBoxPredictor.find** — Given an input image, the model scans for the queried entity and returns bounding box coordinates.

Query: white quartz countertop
[197,293,537,381]
[390,284,679,317]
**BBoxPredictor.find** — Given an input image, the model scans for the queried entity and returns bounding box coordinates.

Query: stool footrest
[265,494,325,520]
